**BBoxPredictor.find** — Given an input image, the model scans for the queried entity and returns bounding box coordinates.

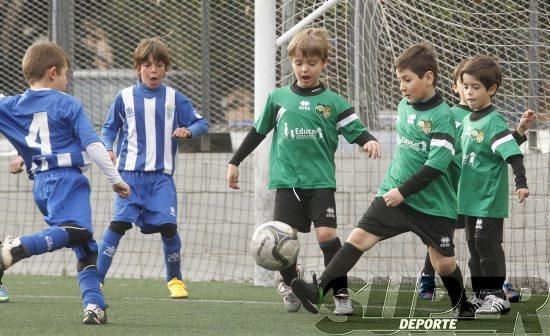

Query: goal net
[0,0,548,290]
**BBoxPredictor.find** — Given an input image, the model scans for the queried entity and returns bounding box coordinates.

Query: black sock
[467,239,483,297]
[319,237,348,295]
[476,238,506,296]
[280,261,298,286]
[319,242,363,293]
[421,250,435,277]
[440,265,467,309]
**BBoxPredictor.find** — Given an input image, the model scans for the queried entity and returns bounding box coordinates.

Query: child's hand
[383,188,404,207]
[363,140,381,159]
[227,164,240,190]
[107,150,116,165]
[113,181,131,198]
[9,156,24,174]
[516,188,529,203]
[517,110,537,136]
[172,127,192,138]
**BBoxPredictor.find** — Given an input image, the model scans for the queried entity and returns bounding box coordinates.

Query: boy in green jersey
[418,60,536,302]
[291,42,476,319]
[226,28,381,315]
[459,55,530,316]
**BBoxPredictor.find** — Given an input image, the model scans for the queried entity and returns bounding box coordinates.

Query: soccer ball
[250,221,300,271]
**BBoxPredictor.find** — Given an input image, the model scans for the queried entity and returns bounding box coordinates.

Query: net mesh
[0,0,548,289]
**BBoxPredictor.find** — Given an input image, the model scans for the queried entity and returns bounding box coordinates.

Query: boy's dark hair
[394,42,439,86]
[22,42,70,84]
[133,38,171,74]
[452,58,469,85]
[460,55,502,95]
[288,28,330,62]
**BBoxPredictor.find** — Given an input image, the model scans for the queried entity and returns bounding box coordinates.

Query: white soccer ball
[250,221,300,271]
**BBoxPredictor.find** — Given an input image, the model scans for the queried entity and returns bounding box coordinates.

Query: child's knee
[315,226,337,243]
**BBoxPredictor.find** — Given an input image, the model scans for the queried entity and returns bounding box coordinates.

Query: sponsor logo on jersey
[475,218,483,229]
[284,126,323,140]
[462,151,477,166]
[397,135,428,153]
[440,236,451,248]
[315,104,332,119]
[417,120,432,134]
[125,106,134,118]
[299,100,311,111]
[407,114,416,124]
[166,104,175,119]
[326,207,336,218]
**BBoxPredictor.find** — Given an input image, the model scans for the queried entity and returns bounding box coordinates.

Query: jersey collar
[290,81,326,96]
[408,91,443,111]
[469,104,496,121]
[456,103,473,112]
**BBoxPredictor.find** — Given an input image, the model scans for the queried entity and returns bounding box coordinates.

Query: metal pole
[201,0,211,121]
[254,0,276,287]
[50,0,73,92]
[527,0,540,115]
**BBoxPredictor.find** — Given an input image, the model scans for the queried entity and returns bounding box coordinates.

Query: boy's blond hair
[394,42,439,86]
[460,55,502,96]
[288,28,330,61]
[452,58,469,85]
[22,42,69,84]
[133,38,171,74]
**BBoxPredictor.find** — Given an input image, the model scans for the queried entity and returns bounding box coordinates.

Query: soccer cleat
[333,293,353,315]
[277,282,301,312]
[503,281,521,303]
[291,273,323,314]
[468,296,485,310]
[0,236,27,272]
[82,303,107,325]
[167,278,188,298]
[0,284,9,303]
[454,301,476,320]
[418,274,436,300]
[476,295,511,316]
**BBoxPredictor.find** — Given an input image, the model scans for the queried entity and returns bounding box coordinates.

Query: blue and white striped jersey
[0,89,100,178]
[101,82,208,175]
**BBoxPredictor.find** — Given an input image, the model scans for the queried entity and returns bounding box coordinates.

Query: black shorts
[273,188,337,233]
[455,214,466,229]
[357,197,456,257]
[464,216,504,242]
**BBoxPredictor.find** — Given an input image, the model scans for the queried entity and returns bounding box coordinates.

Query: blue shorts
[113,171,178,232]
[33,167,97,259]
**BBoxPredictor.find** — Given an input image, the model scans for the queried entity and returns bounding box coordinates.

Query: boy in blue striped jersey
[97,38,208,299]
[0,42,131,324]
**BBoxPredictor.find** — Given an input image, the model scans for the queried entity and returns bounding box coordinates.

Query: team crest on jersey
[471,129,485,143]
[166,104,175,119]
[125,106,134,118]
[315,104,332,119]
[417,120,432,134]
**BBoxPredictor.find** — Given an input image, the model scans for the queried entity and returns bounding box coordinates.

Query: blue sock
[97,229,123,283]
[78,267,105,309]
[162,233,182,281]
[20,226,70,256]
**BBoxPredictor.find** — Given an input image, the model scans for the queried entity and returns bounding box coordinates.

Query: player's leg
[412,210,473,319]
[470,217,509,315]
[418,250,436,300]
[142,173,188,298]
[273,188,308,312]
[96,221,132,284]
[292,197,402,314]
[464,216,484,308]
[74,242,107,325]
[97,171,139,285]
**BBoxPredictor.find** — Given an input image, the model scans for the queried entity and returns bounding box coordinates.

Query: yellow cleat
[167,278,188,299]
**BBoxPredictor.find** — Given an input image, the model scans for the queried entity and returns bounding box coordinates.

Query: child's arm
[101,97,124,157]
[506,154,529,203]
[9,155,24,174]
[175,94,209,138]
[512,110,536,145]
[227,128,266,190]
[85,142,130,198]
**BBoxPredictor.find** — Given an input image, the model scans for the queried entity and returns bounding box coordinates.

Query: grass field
[0,275,549,335]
